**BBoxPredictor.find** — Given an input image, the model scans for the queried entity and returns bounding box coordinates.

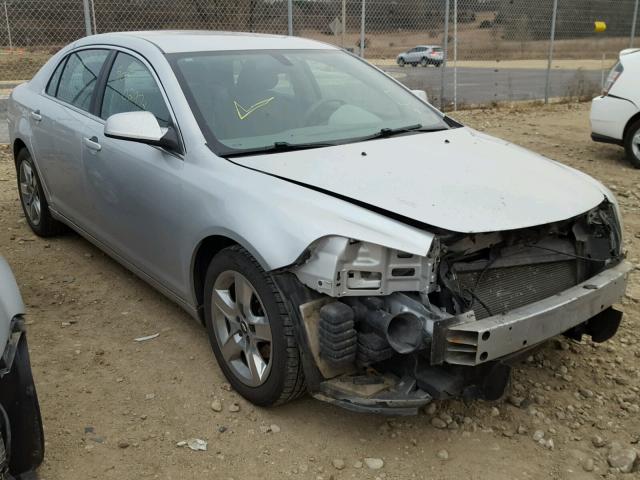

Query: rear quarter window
[45,58,66,97]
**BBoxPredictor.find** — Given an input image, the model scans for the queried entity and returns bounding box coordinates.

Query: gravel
[582,458,595,472]
[607,443,638,473]
[430,418,447,429]
[437,449,449,460]
[364,458,384,470]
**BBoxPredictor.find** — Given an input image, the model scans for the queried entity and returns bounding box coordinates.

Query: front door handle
[83,136,102,152]
[30,110,42,122]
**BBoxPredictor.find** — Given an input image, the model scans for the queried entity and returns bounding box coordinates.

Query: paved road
[383,66,603,105]
[0,67,602,144]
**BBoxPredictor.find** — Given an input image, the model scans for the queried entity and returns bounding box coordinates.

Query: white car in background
[396,45,444,67]
[591,48,640,168]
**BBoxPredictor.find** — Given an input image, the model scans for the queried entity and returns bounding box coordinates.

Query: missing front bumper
[441,261,632,366]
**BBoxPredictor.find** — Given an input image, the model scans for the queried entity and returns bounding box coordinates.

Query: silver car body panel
[7,31,623,322]
[0,257,25,354]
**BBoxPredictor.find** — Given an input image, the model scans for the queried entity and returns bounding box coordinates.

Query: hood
[232,128,607,233]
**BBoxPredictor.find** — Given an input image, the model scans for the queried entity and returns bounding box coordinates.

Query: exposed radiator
[453,260,578,320]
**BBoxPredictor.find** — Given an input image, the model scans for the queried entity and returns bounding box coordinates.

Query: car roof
[414,45,441,48]
[83,30,339,54]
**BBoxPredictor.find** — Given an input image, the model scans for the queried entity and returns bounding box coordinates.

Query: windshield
[169,49,450,155]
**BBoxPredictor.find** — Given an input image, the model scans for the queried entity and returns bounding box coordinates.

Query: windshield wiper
[361,124,448,141]
[223,123,451,158]
[224,141,336,158]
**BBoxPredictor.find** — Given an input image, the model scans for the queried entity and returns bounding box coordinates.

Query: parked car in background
[8,31,631,414]
[396,45,443,67]
[591,48,640,168]
[0,257,44,479]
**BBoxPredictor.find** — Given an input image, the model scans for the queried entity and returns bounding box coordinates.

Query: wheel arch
[12,138,28,165]
[190,233,272,322]
[623,111,640,140]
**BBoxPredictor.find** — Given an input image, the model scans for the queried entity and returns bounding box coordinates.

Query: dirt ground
[1,102,639,479]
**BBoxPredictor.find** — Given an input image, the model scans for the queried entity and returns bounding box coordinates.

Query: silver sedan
[9,31,630,413]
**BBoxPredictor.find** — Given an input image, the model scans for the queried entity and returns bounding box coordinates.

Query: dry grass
[0,49,57,81]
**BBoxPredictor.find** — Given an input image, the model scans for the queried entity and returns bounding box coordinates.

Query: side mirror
[104,111,181,153]
[411,89,429,102]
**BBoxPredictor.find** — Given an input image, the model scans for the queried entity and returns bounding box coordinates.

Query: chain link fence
[0,0,638,109]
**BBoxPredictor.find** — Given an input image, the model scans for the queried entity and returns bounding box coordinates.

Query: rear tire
[624,120,640,169]
[203,245,306,406]
[15,149,64,237]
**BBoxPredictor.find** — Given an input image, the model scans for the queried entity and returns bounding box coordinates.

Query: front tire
[397,58,405,67]
[624,120,640,169]
[16,149,64,237]
[0,433,7,480]
[420,57,428,67]
[204,245,306,406]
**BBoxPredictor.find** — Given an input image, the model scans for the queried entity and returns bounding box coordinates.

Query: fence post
[91,0,97,34]
[82,0,92,36]
[544,0,558,105]
[360,0,366,58]
[287,0,293,36]
[453,0,458,111]
[341,0,346,47]
[3,1,11,50]
[440,0,449,110]
[631,0,639,48]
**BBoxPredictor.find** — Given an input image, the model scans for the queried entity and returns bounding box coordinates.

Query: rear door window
[55,49,110,112]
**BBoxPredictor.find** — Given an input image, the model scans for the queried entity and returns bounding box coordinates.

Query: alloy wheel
[633,130,640,159]
[19,161,41,226]
[211,270,273,387]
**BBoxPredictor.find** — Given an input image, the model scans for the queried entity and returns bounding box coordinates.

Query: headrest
[235,61,279,94]
[180,58,234,89]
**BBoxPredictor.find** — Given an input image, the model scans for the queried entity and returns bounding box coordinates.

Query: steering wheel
[303,99,346,126]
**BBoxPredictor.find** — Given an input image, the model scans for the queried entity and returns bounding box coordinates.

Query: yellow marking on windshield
[234,97,275,120]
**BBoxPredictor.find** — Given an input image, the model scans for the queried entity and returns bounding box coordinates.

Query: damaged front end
[277,200,632,414]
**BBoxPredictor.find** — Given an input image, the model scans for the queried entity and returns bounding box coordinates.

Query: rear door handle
[30,110,42,122]
[83,136,102,152]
